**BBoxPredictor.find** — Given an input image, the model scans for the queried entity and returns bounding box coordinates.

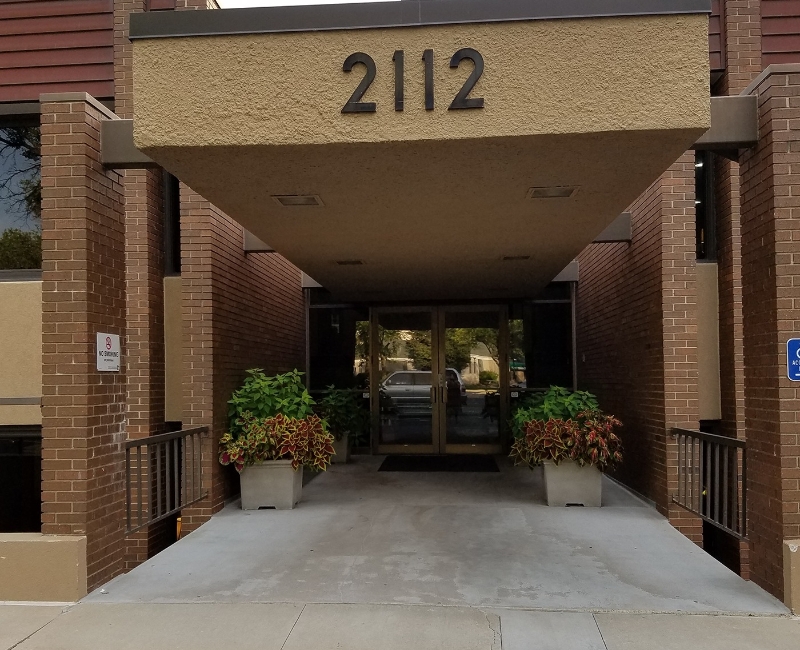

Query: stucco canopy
[130,1,711,301]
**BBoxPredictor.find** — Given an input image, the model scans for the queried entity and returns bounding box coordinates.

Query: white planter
[239,460,303,510]
[331,433,350,464]
[543,460,602,507]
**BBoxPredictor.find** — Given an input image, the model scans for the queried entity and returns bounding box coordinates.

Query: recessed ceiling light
[502,255,530,261]
[335,260,364,266]
[272,194,323,207]
[527,186,578,199]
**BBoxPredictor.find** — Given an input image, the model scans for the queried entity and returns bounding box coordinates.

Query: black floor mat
[378,454,499,472]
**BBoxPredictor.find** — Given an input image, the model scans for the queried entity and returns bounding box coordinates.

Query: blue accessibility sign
[789,339,800,381]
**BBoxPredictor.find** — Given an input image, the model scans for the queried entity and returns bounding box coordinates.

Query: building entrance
[372,306,506,455]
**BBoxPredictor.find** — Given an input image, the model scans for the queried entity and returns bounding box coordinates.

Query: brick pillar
[709,0,764,577]
[178,187,220,532]
[740,65,800,602]
[40,94,127,591]
[114,0,172,569]
[662,153,703,543]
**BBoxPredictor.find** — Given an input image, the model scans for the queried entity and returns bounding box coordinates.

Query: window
[695,150,716,261]
[0,117,41,270]
[387,373,412,386]
[163,171,181,275]
[414,372,432,386]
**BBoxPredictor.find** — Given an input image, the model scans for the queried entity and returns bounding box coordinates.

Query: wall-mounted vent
[502,255,531,261]
[272,194,323,207]
[335,260,364,266]
[527,186,578,199]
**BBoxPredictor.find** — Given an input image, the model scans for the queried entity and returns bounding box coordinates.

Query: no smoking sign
[97,332,121,372]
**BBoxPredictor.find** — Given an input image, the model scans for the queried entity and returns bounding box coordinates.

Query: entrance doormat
[378,455,500,472]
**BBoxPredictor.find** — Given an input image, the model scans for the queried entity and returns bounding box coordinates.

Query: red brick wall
[739,67,800,600]
[718,0,763,95]
[577,154,701,542]
[40,95,127,590]
[179,189,306,531]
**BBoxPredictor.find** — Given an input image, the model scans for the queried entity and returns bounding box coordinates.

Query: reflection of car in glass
[381,369,467,415]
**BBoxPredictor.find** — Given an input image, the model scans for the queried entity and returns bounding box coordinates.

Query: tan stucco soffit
[693,95,758,152]
[101,119,156,169]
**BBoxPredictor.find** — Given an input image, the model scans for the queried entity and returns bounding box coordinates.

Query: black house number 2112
[341,48,485,113]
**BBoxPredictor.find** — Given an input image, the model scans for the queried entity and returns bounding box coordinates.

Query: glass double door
[372,306,506,454]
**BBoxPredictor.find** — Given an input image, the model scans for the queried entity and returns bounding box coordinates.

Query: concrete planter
[543,460,602,507]
[240,460,303,510]
[331,433,350,464]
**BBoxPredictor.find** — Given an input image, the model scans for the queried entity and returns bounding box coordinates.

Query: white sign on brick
[97,333,121,372]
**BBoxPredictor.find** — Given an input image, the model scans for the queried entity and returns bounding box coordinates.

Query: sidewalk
[2,602,799,650]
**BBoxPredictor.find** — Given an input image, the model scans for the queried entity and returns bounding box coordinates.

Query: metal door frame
[372,305,441,455]
[438,304,507,455]
[371,304,507,455]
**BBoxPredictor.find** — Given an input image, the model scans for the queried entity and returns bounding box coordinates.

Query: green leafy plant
[478,370,498,385]
[227,369,315,438]
[219,412,335,473]
[317,386,369,442]
[509,410,623,471]
[510,386,599,438]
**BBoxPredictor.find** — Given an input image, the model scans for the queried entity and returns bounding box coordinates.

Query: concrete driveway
[3,457,796,650]
[87,455,786,614]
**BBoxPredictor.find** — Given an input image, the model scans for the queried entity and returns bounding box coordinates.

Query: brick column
[740,64,800,602]
[40,94,127,591]
[178,187,220,532]
[115,1,172,568]
[662,154,703,543]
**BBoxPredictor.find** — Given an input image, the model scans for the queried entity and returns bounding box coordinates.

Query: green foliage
[317,386,370,442]
[404,327,499,373]
[509,411,623,471]
[405,330,432,370]
[219,412,335,473]
[510,386,599,438]
[0,228,41,270]
[478,370,498,385]
[227,369,315,438]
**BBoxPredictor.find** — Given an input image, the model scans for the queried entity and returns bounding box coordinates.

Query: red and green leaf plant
[509,410,623,471]
[219,412,336,473]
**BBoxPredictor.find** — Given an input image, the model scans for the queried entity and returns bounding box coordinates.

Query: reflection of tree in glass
[356,323,403,374]
[404,328,498,373]
[1,126,41,227]
[509,320,524,364]
[0,228,41,270]
[0,126,41,269]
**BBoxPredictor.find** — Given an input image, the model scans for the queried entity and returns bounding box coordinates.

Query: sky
[216,0,399,7]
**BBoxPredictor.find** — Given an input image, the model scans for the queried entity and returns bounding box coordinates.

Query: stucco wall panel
[133,15,710,149]
[0,281,42,426]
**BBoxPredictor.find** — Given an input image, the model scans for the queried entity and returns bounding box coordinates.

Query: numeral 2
[342,52,377,113]
[449,48,484,110]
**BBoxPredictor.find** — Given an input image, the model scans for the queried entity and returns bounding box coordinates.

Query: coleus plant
[219,412,335,473]
[509,410,623,471]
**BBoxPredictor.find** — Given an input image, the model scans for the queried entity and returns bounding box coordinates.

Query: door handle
[430,386,437,403]
[440,386,447,404]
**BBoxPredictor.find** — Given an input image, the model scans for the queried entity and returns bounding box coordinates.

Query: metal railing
[672,428,747,539]
[125,426,208,534]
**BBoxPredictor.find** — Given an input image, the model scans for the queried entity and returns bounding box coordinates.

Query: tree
[0,126,41,226]
[405,331,432,370]
[404,328,478,373]
[0,228,42,269]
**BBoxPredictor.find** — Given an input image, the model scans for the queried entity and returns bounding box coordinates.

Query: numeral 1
[393,50,404,111]
[422,49,434,110]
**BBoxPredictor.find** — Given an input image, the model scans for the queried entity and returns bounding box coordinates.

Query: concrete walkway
[3,456,797,649]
